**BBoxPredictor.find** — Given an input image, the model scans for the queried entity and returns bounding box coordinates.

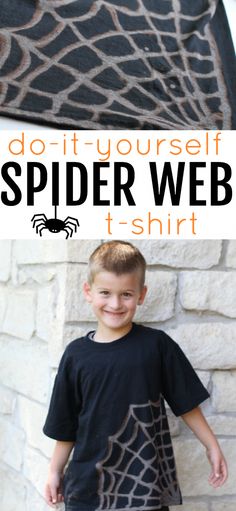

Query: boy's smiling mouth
[104,310,125,316]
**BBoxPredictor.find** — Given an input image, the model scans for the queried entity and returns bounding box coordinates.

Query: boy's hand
[44,470,64,507]
[181,407,228,489]
[206,446,228,488]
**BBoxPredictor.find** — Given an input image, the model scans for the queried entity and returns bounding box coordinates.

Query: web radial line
[141,5,198,127]
[204,24,231,128]
[172,1,222,127]
[157,404,177,499]
[173,0,214,127]
[0,82,8,105]
[173,0,224,125]
[172,0,211,125]
[147,397,169,498]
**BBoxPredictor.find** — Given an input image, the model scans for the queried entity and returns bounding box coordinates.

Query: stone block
[205,415,236,436]
[64,323,93,348]
[167,323,236,370]
[3,289,35,340]
[14,240,100,265]
[18,265,56,285]
[179,271,236,318]
[26,486,51,511]
[173,438,236,496]
[212,371,236,412]
[167,412,180,437]
[49,346,66,370]
[0,387,16,414]
[0,339,49,403]
[18,396,54,458]
[135,270,177,322]
[45,265,68,366]
[36,284,55,342]
[65,264,95,322]
[0,417,25,470]
[14,240,68,264]
[196,371,211,389]
[0,467,27,511]
[67,240,101,262]
[133,240,222,268]
[50,369,58,389]
[213,503,236,511]
[0,287,6,329]
[225,241,236,268]
[23,446,51,496]
[0,240,11,281]
[171,504,208,511]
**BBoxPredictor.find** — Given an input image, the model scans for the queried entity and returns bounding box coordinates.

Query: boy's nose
[110,295,122,309]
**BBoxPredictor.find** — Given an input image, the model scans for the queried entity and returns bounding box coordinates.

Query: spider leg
[63,228,70,240]
[31,213,47,227]
[64,225,73,238]
[64,218,80,233]
[32,219,43,229]
[64,217,80,227]
[35,222,46,234]
[65,221,77,232]
[38,225,47,237]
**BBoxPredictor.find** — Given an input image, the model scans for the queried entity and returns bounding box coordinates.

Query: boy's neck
[94,322,133,342]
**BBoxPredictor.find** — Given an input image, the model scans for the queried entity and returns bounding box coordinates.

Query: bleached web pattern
[95,398,181,510]
[0,0,233,129]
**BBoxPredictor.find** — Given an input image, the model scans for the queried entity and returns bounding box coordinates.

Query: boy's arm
[181,406,228,487]
[45,440,75,508]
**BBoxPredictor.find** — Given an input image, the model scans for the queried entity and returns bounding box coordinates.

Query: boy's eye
[123,292,132,297]
[100,290,109,295]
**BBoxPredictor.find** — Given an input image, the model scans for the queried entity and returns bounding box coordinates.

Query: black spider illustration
[31,206,79,239]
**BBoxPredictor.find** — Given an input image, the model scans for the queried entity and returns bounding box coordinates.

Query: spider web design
[95,398,181,510]
[0,0,233,129]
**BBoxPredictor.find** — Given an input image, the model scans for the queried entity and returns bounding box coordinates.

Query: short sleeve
[160,332,210,416]
[43,349,81,441]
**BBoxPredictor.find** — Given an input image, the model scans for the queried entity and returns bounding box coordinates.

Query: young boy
[43,241,228,511]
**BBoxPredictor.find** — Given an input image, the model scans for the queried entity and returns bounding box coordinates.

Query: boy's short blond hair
[88,241,146,287]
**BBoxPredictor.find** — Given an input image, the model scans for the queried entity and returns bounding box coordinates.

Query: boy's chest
[77,346,162,403]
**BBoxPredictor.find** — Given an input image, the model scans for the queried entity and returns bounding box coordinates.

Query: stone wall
[0,239,236,511]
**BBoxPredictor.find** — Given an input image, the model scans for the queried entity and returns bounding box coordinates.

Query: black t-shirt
[43,323,209,510]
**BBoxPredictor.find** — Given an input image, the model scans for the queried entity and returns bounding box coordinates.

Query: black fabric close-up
[0,0,235,129]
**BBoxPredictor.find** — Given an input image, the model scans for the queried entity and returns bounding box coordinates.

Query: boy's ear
[138,285,147,305]
[83,282,92,302]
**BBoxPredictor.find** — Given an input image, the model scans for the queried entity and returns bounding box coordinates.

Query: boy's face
[84,271,147,338]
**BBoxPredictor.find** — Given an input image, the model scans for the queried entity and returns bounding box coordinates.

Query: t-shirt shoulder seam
[137,323,167,337]
[64,336,86,353]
